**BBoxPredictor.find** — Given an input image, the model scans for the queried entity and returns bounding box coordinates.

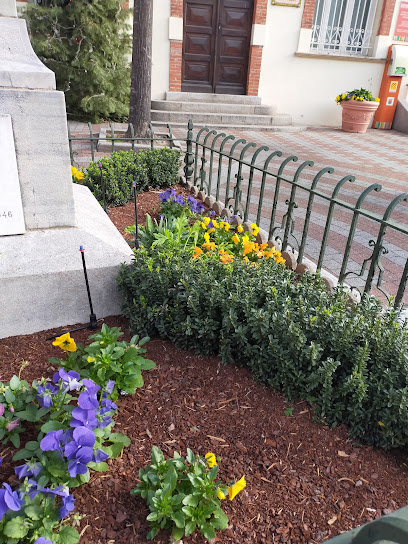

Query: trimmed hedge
[79,148,181,206]
[118,249,408,449]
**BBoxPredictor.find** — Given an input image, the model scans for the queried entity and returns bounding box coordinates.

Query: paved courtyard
[68,121,408,305]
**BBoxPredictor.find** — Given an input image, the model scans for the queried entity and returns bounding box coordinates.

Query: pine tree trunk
[128,0,153,138]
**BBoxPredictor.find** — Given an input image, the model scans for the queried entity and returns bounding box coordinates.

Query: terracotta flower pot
[340,100,380,133]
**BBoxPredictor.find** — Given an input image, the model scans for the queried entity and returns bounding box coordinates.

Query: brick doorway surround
[169,0,268,95]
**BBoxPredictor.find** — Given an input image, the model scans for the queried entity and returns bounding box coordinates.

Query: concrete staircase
[151,92,306,132]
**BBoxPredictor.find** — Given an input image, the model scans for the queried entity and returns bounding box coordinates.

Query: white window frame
[310,0,378,56]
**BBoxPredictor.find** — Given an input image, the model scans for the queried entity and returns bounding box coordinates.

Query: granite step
[151,109,292,127]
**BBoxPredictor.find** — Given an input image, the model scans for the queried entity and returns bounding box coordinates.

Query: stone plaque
[0,114,25,235]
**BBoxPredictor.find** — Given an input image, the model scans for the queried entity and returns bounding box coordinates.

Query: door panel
[182,0,217,93]
[182,0,253,94]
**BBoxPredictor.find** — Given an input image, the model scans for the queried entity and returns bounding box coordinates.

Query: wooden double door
[182,0,254,95]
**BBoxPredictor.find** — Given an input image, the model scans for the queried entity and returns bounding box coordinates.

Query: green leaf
[151,446,164,465]
[57,525,80,544]
[186,448,195,464]
[3,517,29,538]
[9,376,20,390]
[212,508,229,529]
[25,440,40,451]
[88,461,109,472]
[201,522,216,541]
[182,494,199,508]
[164,465,177,490]
[24,504,42,521]
[184,520,196,537]
[171,511,185,529]
[10,433,20,448]
[146,512,159,521]
[48,464,67,478]
[41,420,63,433]
[4,389,15,403]
[172,526,184,541]
[12,448,31,461]
[109,433,130,446]
[78,471,90,484]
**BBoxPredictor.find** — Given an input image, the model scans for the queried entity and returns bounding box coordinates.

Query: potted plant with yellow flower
[335,88,380,133]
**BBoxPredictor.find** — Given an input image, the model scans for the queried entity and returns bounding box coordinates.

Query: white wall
[151,0,171,99]
[259,6,385,126]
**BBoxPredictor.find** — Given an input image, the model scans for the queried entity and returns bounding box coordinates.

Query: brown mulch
[1,188,407,544]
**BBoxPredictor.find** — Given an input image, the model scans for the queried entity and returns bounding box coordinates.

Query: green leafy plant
[131,447,245,542]
[79,149,181,207]
[51,324,155,397]
[118,248,408,449]
[335,88,380,104]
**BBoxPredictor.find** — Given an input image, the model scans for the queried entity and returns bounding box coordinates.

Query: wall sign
[272,0,301,6]
[394,2,408,41]
[0,114,26,236]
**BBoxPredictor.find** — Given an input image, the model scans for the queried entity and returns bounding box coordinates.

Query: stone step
[151,120,307,133]
[152,99,276,115]
[165,91,262,105]
[151,109,292,127]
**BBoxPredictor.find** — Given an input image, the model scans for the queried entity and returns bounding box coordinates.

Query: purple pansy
[93,448,110,464]
[0,483,25,520]
[15,461,42,479]
[37,383,59,409]
[78,379,100,410]
[53,369,82,392]
[59,493,75,519]
[0,403,4,417]
[70,407,98,429]
[64,426,95,477]
[34,539,54,544]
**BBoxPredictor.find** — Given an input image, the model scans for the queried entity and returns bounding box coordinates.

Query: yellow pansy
[193,246,203,259]
[201,222,207,229]
[75,171,84,180]
[378,421,385,427]
[52,332,77,352]
[71,166,78,176]
[336,95,340,102]
[251,223,259,236]
[203,242,216,251]
[341,93,347,99]
[375,97,380,102]
[232,234,240,244]
[208,228,215,234]
[237,225,244,233]
[220,253,234,264]
[87,356,96,363]
[224,223,230,232]
[203,217,211,226]
[217,489,226,500]
[243,240,254,256]
[228,475,246,500]
[205,452,217,468]
[213,220,219,229]
[220,221,225,228]
[204,232,210,243]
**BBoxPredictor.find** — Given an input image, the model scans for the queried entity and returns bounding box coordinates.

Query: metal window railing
[310,0,378,55]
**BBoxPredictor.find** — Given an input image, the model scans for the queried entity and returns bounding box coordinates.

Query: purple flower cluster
[159,189,205,214]
[40,377,112,478]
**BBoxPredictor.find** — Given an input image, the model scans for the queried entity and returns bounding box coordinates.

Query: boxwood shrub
[79,148,181,206]
[118,249,408,449]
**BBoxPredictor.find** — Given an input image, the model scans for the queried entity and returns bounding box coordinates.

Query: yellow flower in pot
[335,88,380,133]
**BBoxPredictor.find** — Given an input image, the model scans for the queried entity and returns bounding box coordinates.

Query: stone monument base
[0,185,133,339]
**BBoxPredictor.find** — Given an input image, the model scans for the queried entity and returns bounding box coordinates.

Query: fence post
[184,119,194,185]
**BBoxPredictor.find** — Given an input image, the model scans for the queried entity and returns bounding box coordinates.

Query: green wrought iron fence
[68,120,408,307]
[67,122,177,165]
[183,120,408,308]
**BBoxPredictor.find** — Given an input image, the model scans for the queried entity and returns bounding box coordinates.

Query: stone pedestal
[0,5,133,339]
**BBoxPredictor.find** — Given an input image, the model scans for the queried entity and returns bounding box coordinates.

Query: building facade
[151,0,408,126]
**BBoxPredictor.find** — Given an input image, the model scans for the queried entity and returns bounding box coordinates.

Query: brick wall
[247,45,262,95]
[253,0,267,24]
[301,0,316,29]
[377,0,397,35]
[169,39,182,92]
[171,0,183,17]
